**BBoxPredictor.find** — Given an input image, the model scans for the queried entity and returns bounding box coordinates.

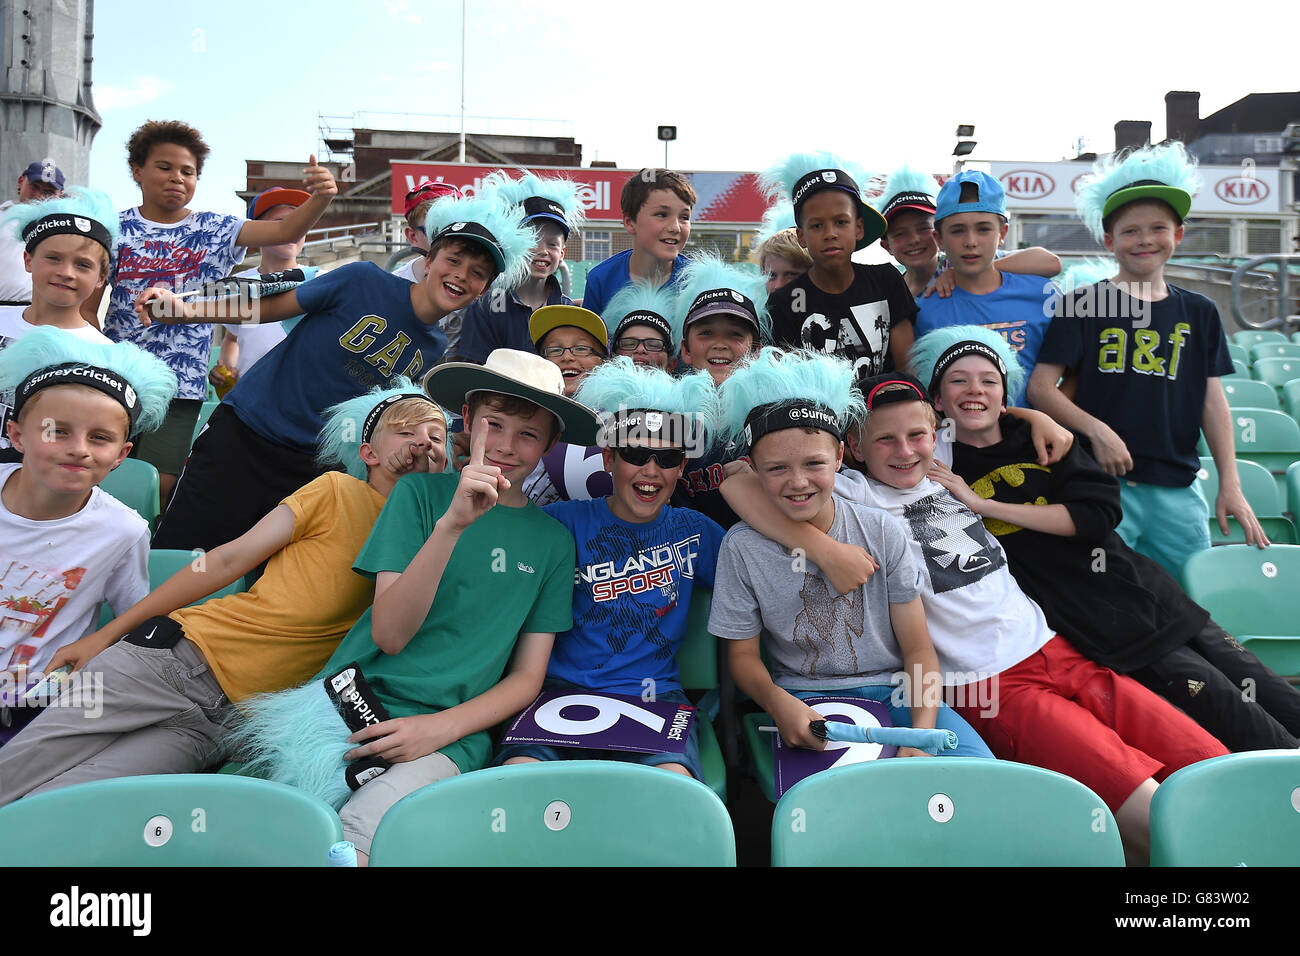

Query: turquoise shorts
[1115,480,1210,577]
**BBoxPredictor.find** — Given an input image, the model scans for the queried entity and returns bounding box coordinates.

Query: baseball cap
[248,186,311,220]
[1101,180,1193,224]
[790,167,887,249]
[404,181,462,218]
[934,170,1007,224]
[881,190,937,224]
[22,159,65,191]
[529,305,610,354]
[683,287,762,339]
[520,195,572,237]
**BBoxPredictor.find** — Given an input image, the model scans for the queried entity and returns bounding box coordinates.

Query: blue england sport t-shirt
[543,497,724,695]
[912,272,1059,407]
[579,250,688,317]
[224,262,448,453]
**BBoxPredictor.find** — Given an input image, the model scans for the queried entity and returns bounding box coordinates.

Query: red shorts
[952,636,1228,811]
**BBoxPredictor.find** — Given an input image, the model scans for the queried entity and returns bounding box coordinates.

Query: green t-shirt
[317,471,575,773]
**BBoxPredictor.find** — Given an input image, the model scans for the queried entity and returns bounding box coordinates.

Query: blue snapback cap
[934,170,1007,223]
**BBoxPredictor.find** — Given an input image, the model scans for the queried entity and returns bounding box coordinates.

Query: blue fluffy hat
[672,254,771,352]
[1075,142,1199,243]
[481,170,587,238]
[317,378,451,479]
[908,324,1024,405]
[423,193,536,290]
[758,150,886,248]
[717,347,864,449]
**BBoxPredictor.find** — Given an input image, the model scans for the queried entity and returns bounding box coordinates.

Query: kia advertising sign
[987,161,1281,215]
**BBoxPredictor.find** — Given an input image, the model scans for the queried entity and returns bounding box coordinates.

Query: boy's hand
[822,540,879,595]
[896,746,933,758]
[722,459,754,480]
[450,430,471,472]
[383,440,433,476]
[927,460,986,513]
[1026,412,1074,465]
[302,154,337,200]
[924,268,957,299]
[345,712,455,764]
[1216,486,1270,549]
[48,632,112,673]
[443,418,509,530]
[208,363,237,387]
[771,694,828,751]
[134,287,186,326]
[1086,422,1133,475]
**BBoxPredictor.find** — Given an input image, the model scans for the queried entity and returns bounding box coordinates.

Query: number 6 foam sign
[773,696,896,798]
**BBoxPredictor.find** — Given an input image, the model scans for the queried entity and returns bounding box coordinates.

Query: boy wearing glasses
[520,305,613,504]
[496,359,724,779]
[600,280,675,371]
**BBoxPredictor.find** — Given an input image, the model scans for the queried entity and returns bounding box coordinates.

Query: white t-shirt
[0,462,150,682]
[0,308,113,457]
[0,201,32,303]
[833,455,1053,684]
[392,257,422,283]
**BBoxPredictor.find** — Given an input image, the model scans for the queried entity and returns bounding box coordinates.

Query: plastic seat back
[99,458,160,528]
[1220,379,1278,410]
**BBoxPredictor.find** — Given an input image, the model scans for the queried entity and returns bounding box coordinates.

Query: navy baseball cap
[22,159,65,191]
[934,170,1007,224]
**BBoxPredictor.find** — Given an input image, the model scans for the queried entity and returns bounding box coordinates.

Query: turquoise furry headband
[752,201,796,249]
[1074,142,1199,243]
[758,150,886,248]
[423,194,536,290]
[672,254,771,348]
[908,324,1025,405]
[576,357,717,451]
[602,279,676,347]
[873,165,941,222]
[717,347,864,448]
[2,186,119,257]
[481,171,587,238]
[317,378,450,479]
[0,326,176,435]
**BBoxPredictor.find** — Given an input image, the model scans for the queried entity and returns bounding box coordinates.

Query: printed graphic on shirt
[901,489,1005,594]
[792,572,864,678]
[0,560,85,673]
[800,300,892,379]
[966,462,1050,536]
[1096,322,1191,380]
[574,517,703,663]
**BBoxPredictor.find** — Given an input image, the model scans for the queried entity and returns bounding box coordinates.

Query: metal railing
[300,221,385,251]
[1231,254,1300,331]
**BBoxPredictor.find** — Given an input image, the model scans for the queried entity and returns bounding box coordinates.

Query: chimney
[1114,121,1152,153]
[1165,91,1201,144]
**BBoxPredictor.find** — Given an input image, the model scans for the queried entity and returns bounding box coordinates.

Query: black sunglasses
[615,446,686,469]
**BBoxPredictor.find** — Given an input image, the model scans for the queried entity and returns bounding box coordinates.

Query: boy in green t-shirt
[231,349,600,864]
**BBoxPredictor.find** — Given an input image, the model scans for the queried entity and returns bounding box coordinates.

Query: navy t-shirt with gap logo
[225,262,448,453]
[766,263,917,379]
[1037,281,1233,487]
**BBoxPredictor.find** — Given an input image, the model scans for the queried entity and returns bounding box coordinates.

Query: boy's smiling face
[461,398,559,491]
[848,401,937,491]
[1104,200,1183,283]
[751,427,842,533]
[602,441,686,524]
[24,235,107,309]
[527,221,566,282]
[422,241,494,315]
[936,212,1007,280]
[624,188,691,263]
[881,209,939,271]
[935,355,1005,443]
[8,386,132,500]
[796,190,863,269]
[366,414,448,476]
[680,316,755,385]
[538,326,605,396]
[132,142,198,215]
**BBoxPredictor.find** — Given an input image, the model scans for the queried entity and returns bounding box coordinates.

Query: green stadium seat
[1283,380,1300,424]
[1293,331,1300,346]
[0,774,342,866]
[1150,751,1300,866]
[1233,330,1289,347]
[368,761,736,866]
[1249,342,1300,364]
[678,588,726,801]
[1181,545,1300,676]
[1288,462,1300,521]
[771,759,1124,866]
[99,457,159,528]
[1252,357,1300,391]
[1220,379,1279,410]
[1223,408,1300,500]
[97,549,246,628]
[1226,342,1249,365]
[1226,359,1250,380]
[1194,457,1283,516]
[1209,516,1297,546]
[192,399,220,447]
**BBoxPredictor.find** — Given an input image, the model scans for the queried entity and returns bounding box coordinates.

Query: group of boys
[0,119,1292,865]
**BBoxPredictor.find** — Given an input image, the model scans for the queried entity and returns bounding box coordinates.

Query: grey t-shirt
[709,496,921,690]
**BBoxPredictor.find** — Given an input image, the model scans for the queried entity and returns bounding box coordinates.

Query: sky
[84,0,1300,218]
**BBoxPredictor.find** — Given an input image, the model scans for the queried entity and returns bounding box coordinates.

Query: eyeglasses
[616,446,686,469]
[614,337,668,353]
[541,345,602,359]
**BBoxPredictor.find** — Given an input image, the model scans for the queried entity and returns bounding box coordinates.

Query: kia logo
[1000,170,1055,200]
[1214,176,1269,205]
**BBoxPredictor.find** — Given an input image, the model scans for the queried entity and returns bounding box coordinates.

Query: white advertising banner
[987,161,1281,215]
